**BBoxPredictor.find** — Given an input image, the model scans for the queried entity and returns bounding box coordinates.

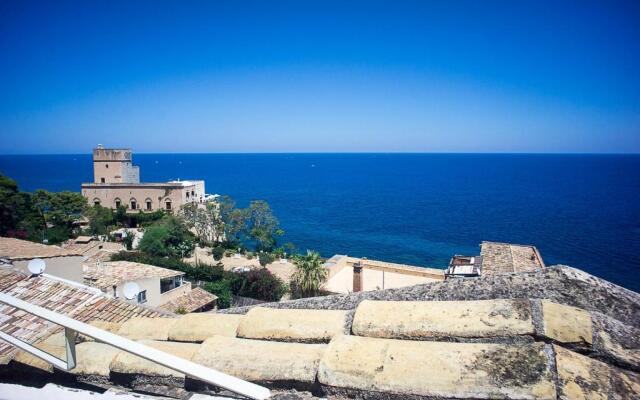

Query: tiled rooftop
[83,261,183,291]
[480,241,545,275]
[0,268,167,362]
[0,265,638,400]
[0,237,82,260]
[159,287,218,313]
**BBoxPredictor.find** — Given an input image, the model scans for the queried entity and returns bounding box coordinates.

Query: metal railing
[0,293,270,400]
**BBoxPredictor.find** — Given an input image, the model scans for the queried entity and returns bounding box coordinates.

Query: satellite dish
[123,282,141,300]
[27,258,46,275]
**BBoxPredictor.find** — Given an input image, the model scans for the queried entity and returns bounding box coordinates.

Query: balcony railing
[0,292,270,400]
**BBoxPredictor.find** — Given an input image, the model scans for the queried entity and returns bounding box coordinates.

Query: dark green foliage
[85,205,115,235]
[211,245,225,261]
[203,279,232,309]
[109,251,224,282]
[290,250,328,299]
[0,174,87,243]
[122,232,134,250]
[138,215,194,258]
[246,200,284,251]
[231,268,287,302]
[258,251,275,267]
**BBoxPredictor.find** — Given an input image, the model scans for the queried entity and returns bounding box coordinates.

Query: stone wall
[219,265,640,329]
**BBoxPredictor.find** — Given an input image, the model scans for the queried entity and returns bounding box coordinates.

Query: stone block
[541,301,592,347]
[71,342,120,377]
[318,335,556,399]
[193,335,326,384]
[554,345,610,400]
[168,313,243,342]
[116,317,178,341]
[352,299,535,339]
[109,340,200,379]
[236,307,348,343]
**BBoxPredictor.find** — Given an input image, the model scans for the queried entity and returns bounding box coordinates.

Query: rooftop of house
[158,287,218,314]
[0,264,638,400]
[83,261,184,291]
[0,237,82,260]
[480,241,546,275]
[324,254,445,278]
[0,268,170,364]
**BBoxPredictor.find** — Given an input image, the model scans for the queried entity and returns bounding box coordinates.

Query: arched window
[130,198,137,210]
[114,198,121,208]
[93,198,101,206]
[145,198,152,211]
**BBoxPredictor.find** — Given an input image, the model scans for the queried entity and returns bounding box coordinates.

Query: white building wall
[14,256,84,283]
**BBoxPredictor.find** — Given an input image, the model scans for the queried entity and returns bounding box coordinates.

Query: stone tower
[92,145,140,184]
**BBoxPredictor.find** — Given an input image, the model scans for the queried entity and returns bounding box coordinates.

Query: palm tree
[291,250,328,298]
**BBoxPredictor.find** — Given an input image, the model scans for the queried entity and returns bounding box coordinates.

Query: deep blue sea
[1,153,639,292]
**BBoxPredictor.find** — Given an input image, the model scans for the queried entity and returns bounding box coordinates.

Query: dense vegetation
[110,249,287,308]
[0,172,326,307]
[0,174,86,243]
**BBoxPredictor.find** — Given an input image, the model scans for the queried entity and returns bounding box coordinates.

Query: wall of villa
[13,255,84,283]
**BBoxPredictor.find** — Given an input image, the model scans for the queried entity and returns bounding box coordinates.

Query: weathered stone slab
[71,342,120,377]
[109,340,200,378]
[555,345,640,400]
[193,335,326,384]
[236,307,348,343]
[11,342,66,373]
[116,317,178,341]
[352,299,534,339]
[168,313,243,342]
[78,320,124,342]
[610,368,640,400]
[318,335,556,399]
[541,301,593,347]
[554,345,610,400]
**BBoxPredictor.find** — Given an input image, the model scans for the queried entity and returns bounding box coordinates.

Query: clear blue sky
[1,0,639,154]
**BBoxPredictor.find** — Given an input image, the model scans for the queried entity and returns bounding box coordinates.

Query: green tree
[85,204,115,235]
[0,175,39,238]
[231,268,287,302]
[30,189,86,243]
[211,245,225,261]
[138,216,195,258]
[179,202,222,244]
[204,279,232,309]
[216,195,247,246]
[246,200,283,251]
[291,250,328,299]
[258,251,275,267]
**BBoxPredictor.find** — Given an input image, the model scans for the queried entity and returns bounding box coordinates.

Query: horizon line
[2,151,640,156]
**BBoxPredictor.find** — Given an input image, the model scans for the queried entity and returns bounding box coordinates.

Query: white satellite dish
[123,281,141,300]
[27,258,46,275]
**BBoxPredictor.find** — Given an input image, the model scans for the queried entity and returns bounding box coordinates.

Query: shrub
[204,279,232,309]
[211,245,225,261]
[138,216,194,258]
[232,268,287,302]
[258,252,275,267]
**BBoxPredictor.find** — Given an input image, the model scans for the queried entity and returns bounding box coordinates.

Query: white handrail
[0,293,270,400]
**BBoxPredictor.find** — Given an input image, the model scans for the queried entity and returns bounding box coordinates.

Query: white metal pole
[0,293,270,400]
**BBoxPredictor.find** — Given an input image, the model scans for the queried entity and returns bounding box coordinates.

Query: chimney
[353,258,365,292]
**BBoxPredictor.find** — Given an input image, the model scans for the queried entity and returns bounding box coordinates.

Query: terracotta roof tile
[83,261,183,291]
[0,237,82,259]
[159,287,217,313]
[0,269,169,361]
